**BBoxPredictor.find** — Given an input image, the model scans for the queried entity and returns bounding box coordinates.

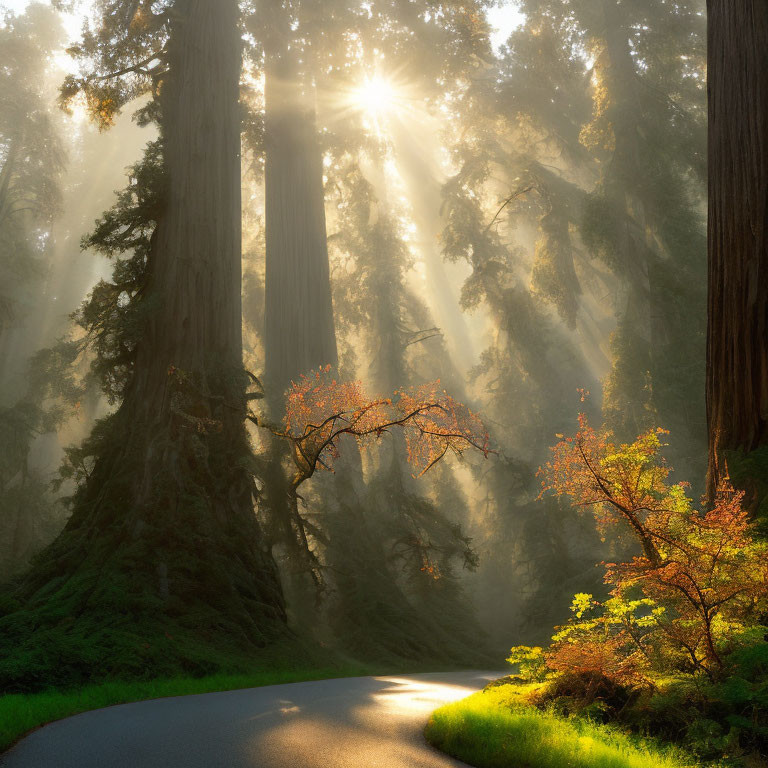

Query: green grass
[0,663,377,755]
[425,684,700,768]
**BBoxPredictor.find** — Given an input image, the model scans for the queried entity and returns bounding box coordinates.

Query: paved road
[1,670,501,767]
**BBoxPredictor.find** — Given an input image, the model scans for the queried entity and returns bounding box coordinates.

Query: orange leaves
[607,485,768,662]
[539,412,676,561]
[395,381,490,477]
[546,635,644,686]
[539,411,768,679]
[420,555,442,581]
[281,367,490,488]
[85,91,119,130]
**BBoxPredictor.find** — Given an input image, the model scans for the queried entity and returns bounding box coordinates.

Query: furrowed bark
[706,0,768,500]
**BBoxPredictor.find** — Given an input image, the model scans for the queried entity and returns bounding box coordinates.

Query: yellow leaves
[507,646,548,683]
[128,4,151,33]
[580,51,616,154]
[571,593,596,619]
[507,645,544,664]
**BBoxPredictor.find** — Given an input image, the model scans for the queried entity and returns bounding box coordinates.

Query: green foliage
[76,140,164,403]
[438,8,610,638]
[0,366,284,692]
[0,338,86,579]
[601,322,656,440]
[297,407,489,665]
[531,227,581,329]
[0,481,283,692]
[581,192,621,272]
[614,654,768,764]
[59,0,170,129]
[507,646,548,683]
[724,446,768,535]
[426,683,698,768]
[53,412,115,495]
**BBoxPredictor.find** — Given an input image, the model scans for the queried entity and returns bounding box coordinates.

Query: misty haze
[0,2,766,767]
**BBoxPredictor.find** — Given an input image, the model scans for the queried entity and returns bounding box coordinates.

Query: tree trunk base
[0,408,287,693]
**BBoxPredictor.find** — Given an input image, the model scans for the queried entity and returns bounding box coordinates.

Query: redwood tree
[706,0,768,501]
[0,0,285,690]
[260,0,338,404]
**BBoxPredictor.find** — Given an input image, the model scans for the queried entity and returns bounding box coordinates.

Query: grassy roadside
[425,683,702,768]
[0,662,380,755]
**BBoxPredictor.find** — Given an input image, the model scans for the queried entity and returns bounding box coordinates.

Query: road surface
[1,670,500,768]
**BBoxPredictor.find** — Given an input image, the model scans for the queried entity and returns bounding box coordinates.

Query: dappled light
[369,676,487,713]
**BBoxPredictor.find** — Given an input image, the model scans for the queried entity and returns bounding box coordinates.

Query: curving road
[0,670,500,768]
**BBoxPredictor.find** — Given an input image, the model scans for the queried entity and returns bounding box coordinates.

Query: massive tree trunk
[258,6,339,604]
[2,0,285,689]
[131,1,245,423]
[706,0,768,499]
[263,12,337,406]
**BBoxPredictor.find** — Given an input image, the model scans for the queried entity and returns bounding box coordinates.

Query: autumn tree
[325,158,488,657]
[706,0,768,506]
[237,0,494,657]
[256,367,490,585]
[539,413,768,681]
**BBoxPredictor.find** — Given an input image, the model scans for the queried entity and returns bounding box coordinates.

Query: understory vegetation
[431,417,768,767]
[426,683,699,768]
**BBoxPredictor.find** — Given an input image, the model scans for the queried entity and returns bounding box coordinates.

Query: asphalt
[0,670,502,767]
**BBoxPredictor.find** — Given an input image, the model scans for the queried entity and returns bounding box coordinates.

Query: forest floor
[425,682,702,768]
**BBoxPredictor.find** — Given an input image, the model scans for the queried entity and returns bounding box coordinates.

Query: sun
[353,75,398,117]
[333,72,418,135]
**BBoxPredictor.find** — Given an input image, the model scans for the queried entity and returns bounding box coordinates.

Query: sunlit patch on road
[369,676,489,713]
